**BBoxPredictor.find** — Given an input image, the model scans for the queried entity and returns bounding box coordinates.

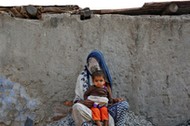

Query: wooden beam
[162,3,178,15]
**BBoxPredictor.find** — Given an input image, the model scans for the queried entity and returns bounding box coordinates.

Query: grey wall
[0,13,190,126]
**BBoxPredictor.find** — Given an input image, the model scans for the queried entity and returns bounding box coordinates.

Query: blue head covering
[86,49,112,88]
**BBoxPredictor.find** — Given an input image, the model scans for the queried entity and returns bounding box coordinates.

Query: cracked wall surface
[0,13,190,126]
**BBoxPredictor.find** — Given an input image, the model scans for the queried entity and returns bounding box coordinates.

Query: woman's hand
[78,99,94,108]
[64,100,73,106]
[113,98,124,103]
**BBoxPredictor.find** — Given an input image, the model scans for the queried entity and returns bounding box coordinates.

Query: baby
[84,70,112,126]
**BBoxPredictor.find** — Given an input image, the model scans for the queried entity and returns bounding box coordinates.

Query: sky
[0,0,186,9]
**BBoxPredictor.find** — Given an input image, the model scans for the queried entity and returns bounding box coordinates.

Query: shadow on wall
[0,76,40,126]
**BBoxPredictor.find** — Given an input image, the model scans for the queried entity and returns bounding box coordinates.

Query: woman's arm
[106,83,124,104]
[83,86,93,100]
[73,70,87,103]
[106,83,113,104]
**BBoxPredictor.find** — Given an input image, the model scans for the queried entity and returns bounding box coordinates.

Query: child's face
[93,76,105,88]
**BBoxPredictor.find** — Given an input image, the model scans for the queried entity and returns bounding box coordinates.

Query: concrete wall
[0,13,190,126]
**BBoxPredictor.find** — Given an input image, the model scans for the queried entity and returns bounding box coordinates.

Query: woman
[72,49,129,126]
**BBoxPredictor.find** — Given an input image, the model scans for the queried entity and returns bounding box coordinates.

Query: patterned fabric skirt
[108,101,129,126]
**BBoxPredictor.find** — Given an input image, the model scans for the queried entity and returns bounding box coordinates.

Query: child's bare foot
[95,120,102,126]
[103,120,109,126]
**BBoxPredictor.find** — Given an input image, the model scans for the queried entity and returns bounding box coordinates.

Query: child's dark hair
[92,70,105,80]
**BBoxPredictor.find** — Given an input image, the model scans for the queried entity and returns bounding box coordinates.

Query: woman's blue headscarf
[86,49,112,88]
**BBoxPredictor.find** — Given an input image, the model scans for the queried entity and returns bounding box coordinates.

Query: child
[84,70,112,126]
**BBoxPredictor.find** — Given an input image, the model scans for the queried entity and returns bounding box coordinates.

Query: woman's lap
[72,101,129,126]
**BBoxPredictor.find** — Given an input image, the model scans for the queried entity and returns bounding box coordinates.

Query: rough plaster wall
[0,13,190,126]
[133,17,190,125]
